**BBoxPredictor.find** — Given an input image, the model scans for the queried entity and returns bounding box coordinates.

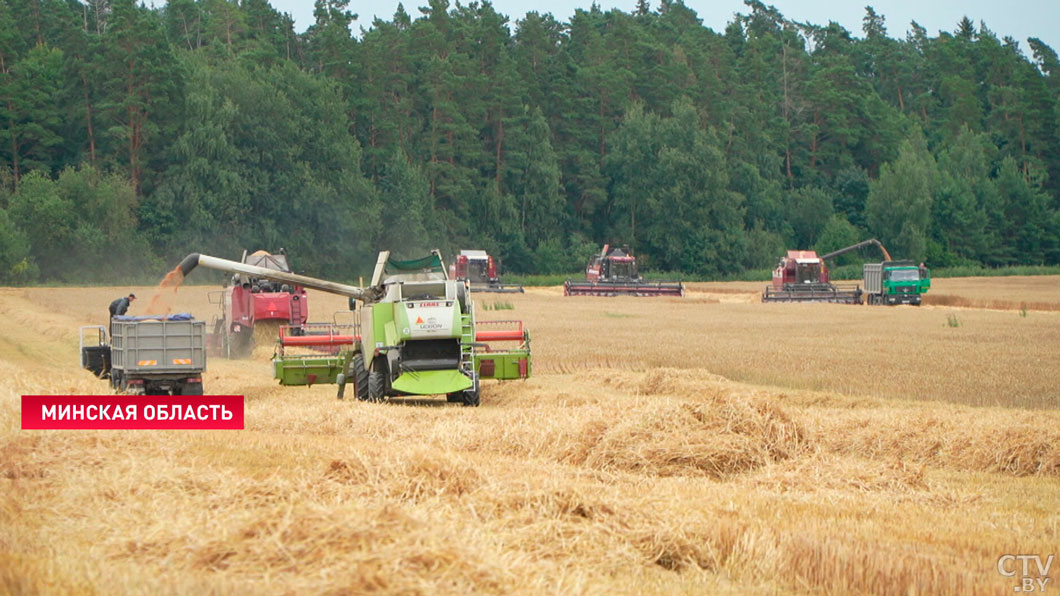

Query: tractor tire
[367,358,387,403]
[461,389,480,407]
[230,328,254,358]
[350,354,370,401]
[368,370,386,402]
[461,375,480,407]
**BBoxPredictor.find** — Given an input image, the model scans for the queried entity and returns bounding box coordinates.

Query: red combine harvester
[449,250,524,293]
[208,249,308,357]
[564,244,683,297]
[761,240,890,304]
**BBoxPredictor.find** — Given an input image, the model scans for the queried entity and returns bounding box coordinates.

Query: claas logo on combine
[415,315,444,330]
[407,301,451,309]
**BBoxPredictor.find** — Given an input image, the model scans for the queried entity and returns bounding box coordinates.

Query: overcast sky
[257,0,1059,56]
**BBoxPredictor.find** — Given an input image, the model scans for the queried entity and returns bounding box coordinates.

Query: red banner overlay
[21,395,244,430]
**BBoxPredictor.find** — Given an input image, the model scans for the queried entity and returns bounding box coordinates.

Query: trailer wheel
[350,354,370,401]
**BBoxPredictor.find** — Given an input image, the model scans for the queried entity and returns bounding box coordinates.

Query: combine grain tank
[564,244,683,297]
[449,250,524,293]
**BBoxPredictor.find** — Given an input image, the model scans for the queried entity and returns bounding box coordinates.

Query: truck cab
[883,263,930,304]
[864,261,931,305]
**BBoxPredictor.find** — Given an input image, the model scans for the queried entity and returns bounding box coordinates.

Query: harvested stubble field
[1,276,1059,595]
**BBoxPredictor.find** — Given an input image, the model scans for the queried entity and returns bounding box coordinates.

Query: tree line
[1,0,1059,283]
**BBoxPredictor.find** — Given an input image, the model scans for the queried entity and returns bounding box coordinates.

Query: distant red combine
[449,250,524,293]
[564,244,683,297]
[762,239,891,304]
[208,249,308,357]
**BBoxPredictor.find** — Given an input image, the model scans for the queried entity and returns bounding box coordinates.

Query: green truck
[863,261,931,305]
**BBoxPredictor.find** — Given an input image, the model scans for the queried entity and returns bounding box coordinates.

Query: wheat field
[1,276,1059,594]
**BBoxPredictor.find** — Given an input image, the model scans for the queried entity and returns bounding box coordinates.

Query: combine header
[270,323,355,386]
[177,250,531,406]
[207,249,308,357]
[449,250,524,293]
[564,244,683,297]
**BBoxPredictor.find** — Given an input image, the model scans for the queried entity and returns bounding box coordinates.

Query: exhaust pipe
[178,253,381,303]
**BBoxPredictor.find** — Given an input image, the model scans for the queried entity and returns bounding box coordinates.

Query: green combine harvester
[177,250,531,406]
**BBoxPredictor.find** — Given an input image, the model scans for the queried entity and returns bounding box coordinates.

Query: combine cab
[207,249,308,357]
[449,250,524,293]
[564,244,683,297]
[762,250,862,304]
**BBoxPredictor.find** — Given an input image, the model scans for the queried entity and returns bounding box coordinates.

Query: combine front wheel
[367,358,387,403]
[350,354,370,401]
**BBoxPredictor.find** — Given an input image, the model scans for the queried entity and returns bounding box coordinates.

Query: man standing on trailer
[109,293,136,318]
[108,293,136,333]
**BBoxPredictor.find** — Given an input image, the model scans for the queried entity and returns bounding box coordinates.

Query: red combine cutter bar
[275,324,357,359]
[277,324,356,349]
[474,320,527,344]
